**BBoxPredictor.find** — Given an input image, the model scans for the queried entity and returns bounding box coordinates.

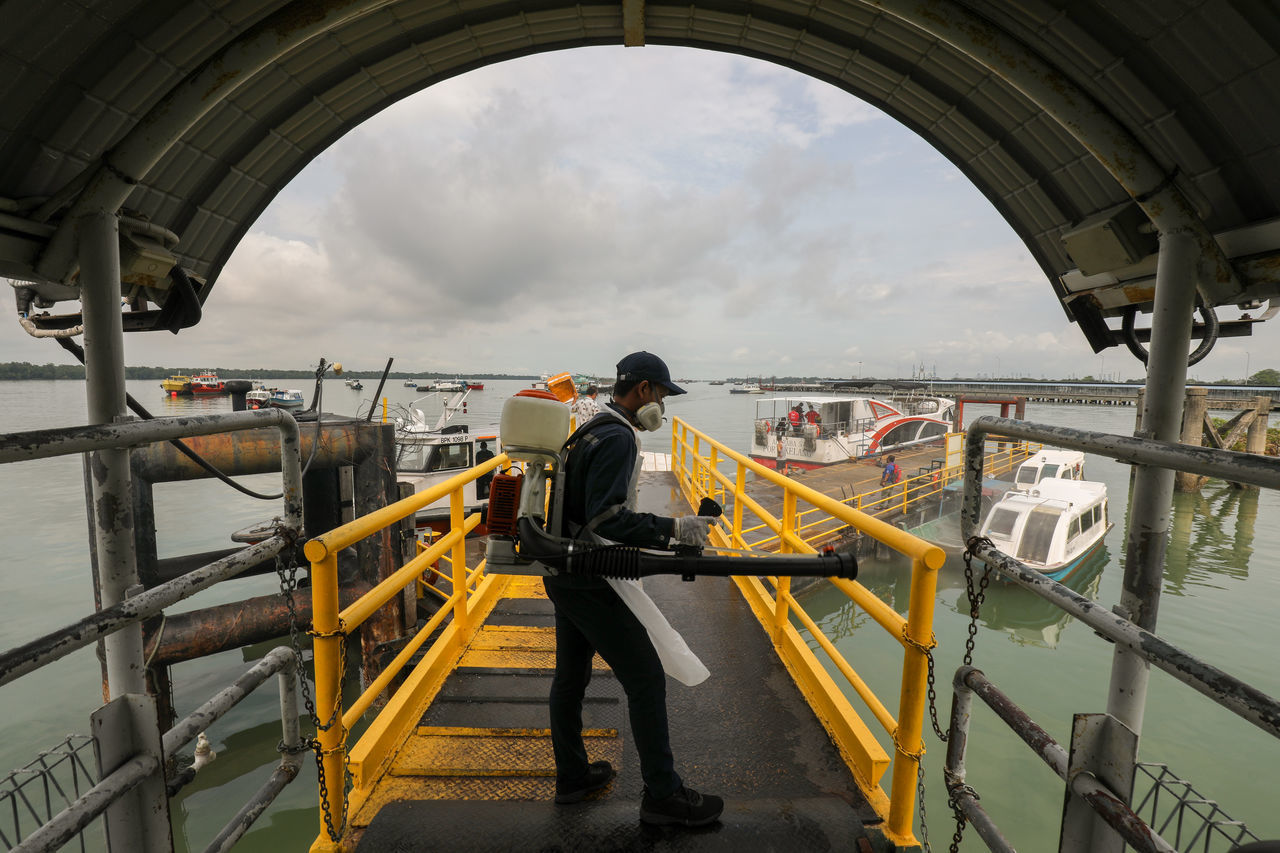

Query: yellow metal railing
[302,452,509,853]
[671,417,946,848]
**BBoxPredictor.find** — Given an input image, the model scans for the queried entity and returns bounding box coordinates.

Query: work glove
[672,515,714,547]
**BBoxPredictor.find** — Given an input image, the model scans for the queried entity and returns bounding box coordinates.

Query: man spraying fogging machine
[484,352,857,827]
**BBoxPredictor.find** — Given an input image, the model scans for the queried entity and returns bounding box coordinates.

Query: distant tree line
[0,361,538,380]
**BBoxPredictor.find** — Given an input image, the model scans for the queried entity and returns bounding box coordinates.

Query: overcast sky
[7,46,1276,382]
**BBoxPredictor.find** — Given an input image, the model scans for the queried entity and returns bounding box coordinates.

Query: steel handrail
[0,411,305,850]
[961,418,1280,739]
[0,410,303,686]
[945,666,1178,853]
[14,648,302,853]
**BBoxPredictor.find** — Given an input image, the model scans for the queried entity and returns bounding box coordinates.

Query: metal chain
[922,536,994,741]
[960,536,994,669]
[275,529,351,842]
[914,536,995,851]
[948,782,979,853]
[917,753,932,852]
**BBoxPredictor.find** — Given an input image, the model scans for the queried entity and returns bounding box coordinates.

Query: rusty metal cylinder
[143,585,372,668]
[130,420,385,482]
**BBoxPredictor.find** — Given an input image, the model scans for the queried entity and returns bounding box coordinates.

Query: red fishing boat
[189,371,226,394]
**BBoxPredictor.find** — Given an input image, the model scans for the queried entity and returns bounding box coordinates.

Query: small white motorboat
[979,478,1111,582]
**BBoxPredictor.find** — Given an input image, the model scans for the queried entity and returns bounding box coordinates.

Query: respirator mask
[635,399,665,431]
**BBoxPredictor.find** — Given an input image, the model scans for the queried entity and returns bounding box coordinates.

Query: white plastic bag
[607,578,710,686]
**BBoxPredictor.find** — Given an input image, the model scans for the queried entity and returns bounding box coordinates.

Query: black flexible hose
[1121,294,1220,366]
[516,517,857,580]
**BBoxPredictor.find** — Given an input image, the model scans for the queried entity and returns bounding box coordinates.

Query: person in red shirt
[788,404,802,433]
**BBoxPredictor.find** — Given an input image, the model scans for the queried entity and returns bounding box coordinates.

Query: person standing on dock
[572,384,600,424]
[805,404,821,436]
[546,351,724,827]
[776,431,789,476]
[475,441,495,498]
[880,455,900,487]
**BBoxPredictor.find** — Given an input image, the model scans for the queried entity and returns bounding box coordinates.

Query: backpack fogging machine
[484,390,856,582]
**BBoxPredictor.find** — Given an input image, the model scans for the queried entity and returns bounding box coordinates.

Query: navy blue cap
[616,351,686,395]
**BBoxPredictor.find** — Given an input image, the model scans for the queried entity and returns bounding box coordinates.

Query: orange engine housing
[486,472,523,536]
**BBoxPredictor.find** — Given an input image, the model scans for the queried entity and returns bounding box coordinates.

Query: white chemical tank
[500,390,570,459]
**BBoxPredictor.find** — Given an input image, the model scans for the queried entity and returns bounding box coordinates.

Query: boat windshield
[399,440,473,473]
[986,507,1019,538]
[397,443,429,471]
[1016,506,1063,564]
[1015,466,1039,485]
[428,443,472,472]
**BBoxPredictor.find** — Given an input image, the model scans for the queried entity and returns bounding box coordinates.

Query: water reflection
[1163,485,1259,595]
[154,392,237,415]
[973,546,1108,648]
[793,542,1110,650]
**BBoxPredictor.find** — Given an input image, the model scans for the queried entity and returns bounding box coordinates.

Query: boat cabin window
[1068,516,1082,543]
[1015,465,1039,486]
[1017,506,1063,565]
[918,421,947,440]
[397,443,429,471]
[880,422,918,447]
[987,507,1019,538]
[1041,463,1060,479]
[1080,503,1104,533]
[427,442,472,472]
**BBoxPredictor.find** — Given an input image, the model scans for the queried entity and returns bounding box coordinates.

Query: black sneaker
[640,784,724,826]
[555,760,616,804]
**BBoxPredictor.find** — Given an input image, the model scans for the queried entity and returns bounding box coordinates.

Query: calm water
[1,378,1277,850]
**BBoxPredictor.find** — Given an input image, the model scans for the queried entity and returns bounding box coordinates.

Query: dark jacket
[560,403,675,549]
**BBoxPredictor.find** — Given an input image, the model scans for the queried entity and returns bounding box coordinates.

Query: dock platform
[349,472,887,851]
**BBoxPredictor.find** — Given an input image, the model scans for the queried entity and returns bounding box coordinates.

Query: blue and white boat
[979,478,1111,582]
[267,389,305,410]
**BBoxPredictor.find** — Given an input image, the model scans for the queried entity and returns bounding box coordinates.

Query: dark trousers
[543,578,681,798]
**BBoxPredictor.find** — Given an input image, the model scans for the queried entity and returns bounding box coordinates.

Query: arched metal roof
[4,0,1280,350]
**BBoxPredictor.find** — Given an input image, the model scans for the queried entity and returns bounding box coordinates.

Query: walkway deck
[350,472,887,851]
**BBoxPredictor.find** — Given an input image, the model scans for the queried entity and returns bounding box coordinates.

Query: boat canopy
[759,395,871,404]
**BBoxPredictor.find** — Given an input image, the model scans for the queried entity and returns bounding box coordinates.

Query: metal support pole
[1108,229,1199,737]
[311,553,346,850]
[450,489,468,630]
[79,211,147,697]
[887,554,941,842]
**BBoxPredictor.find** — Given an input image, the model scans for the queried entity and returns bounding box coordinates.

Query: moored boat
[979,478,1111,582]
[189,371,225,394]
[1012,449,1085,491]
[750,394,955,470]
[394,389,494,531]
[160,374,191,395]
[465,381,484,390]
[267,389,304,409]
[245,389,271,409]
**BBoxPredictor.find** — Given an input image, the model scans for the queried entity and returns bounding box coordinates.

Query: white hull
[748,394,954,468]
